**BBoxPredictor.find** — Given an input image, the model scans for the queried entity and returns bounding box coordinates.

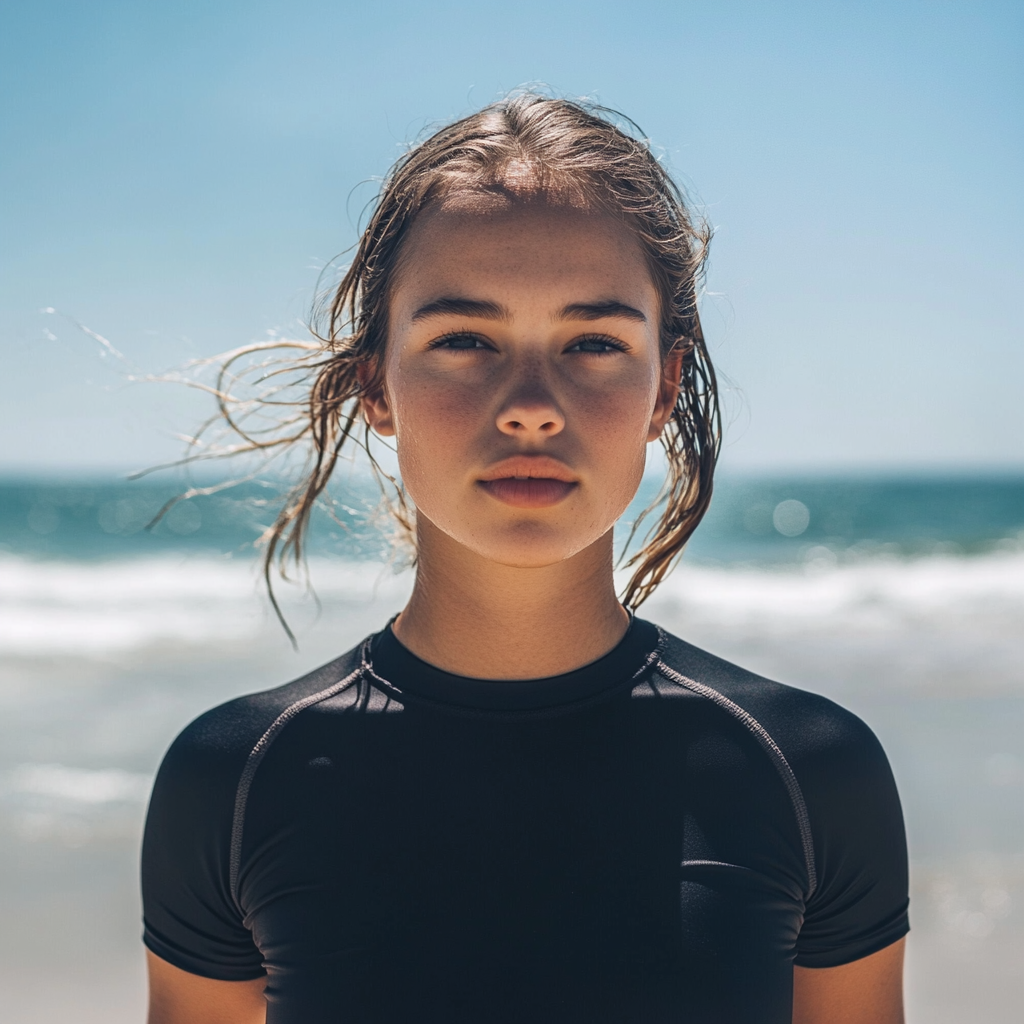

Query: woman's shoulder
[141,640,369,980]
[155,640,368,787]
[652,623,908,955]
[650,624,892,781]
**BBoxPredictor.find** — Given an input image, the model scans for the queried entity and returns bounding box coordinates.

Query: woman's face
[363,197,680,569]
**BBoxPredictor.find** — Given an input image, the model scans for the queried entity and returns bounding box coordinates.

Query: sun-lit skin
[356,196,682,679]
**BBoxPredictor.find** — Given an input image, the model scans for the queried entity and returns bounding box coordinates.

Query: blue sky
[2,0,1021,473]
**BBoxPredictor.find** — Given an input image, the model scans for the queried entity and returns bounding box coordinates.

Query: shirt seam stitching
[228,649,368,911]
[653,635,818,901]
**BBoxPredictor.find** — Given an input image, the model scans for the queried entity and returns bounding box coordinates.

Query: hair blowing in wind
[161,92,721,637]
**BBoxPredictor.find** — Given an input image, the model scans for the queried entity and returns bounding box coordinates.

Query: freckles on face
[376,198,671,567]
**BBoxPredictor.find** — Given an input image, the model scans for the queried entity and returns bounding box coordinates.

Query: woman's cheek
[579,379,654,451]
[393,381,483,508]
[586,395,653,507]
[394,374,480,446]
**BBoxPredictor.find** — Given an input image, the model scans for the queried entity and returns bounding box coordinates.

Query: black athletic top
[142,618,909,1023]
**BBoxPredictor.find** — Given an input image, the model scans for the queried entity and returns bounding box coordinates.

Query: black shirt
[142,618,909,1023]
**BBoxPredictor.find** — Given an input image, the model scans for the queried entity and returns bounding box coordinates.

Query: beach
[1,475,1021,1021]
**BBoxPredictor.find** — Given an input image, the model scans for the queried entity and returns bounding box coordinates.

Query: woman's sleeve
[794,707,910,968]
[141,706,266,980]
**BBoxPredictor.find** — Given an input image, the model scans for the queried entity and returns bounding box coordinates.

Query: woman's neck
[392,519,629,680]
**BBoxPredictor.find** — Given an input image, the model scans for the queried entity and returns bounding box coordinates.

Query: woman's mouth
[477,456,578,508]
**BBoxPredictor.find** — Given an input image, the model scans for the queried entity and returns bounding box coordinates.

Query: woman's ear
[356,362,396,437]
[647,346,684,441]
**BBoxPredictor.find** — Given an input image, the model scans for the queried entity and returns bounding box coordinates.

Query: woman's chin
[465,524,610,570]
[415,503,613,569]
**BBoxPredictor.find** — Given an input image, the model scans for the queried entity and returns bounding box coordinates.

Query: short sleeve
[141,706,266,980]
[794,708,910,967]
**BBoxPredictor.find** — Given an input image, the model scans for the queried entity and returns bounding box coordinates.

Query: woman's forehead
[392,201,657,314]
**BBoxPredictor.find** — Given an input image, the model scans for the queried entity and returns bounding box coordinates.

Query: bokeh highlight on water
[1,472,1022,1022]
[5,473,1024,564]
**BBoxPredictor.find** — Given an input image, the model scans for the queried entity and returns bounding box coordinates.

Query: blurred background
[1,1,1022,1020]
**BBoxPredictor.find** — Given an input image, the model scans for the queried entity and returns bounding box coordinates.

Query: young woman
[142,94,909,1023]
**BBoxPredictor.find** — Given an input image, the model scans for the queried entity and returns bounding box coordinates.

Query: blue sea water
[3,472,1022,564]
[1,472,1022,1022]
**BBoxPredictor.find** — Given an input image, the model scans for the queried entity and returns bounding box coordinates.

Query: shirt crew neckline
[367,615,661,713]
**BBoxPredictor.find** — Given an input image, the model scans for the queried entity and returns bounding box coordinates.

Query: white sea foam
[644,550,1024,634]
[0,554,411,656]
[1,764,154,847]
[1,549,1022,658]
[5,764,151,804]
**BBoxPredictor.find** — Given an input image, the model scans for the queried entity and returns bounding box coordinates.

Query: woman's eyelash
[568,335,629,354]
[426,332,628,353]
[427,332,490,351]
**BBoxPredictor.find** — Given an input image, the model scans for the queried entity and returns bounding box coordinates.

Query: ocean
[1,472,1022,1021]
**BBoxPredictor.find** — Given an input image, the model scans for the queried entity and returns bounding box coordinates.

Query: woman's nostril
[498,404,565,435]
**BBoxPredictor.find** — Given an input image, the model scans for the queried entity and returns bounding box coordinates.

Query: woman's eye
[568,336,627,354]
[428,332,490,351]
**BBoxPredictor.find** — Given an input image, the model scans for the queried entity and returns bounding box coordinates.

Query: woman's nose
[496,381,566,438]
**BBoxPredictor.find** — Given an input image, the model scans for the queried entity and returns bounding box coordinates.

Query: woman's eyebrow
[410,297,647,324]
[557,301,646,323]
[411,297,510,322]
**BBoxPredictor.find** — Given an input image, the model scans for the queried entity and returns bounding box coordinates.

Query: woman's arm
[792,937,905,1024]
[146,950,267,1024]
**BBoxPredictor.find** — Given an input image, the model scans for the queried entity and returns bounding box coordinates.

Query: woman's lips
[478,477,578,508]
[477,456,578,508]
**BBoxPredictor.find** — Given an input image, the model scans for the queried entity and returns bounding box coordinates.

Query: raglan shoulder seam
[228,644,370,910]
[654,631,818,900]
